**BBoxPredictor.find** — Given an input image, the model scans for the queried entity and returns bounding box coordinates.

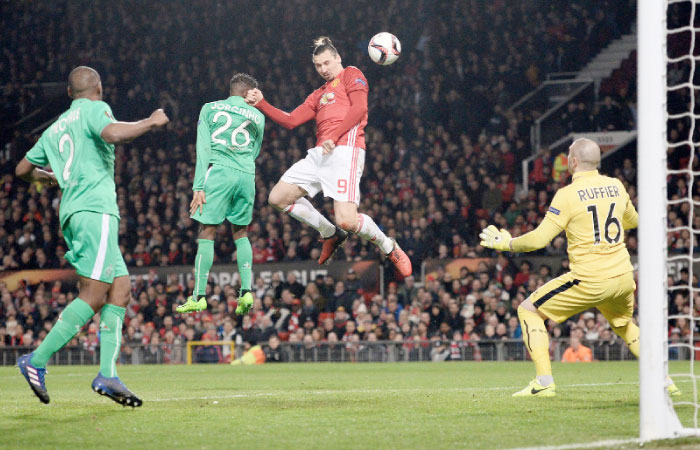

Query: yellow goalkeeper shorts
[530,271,635,326]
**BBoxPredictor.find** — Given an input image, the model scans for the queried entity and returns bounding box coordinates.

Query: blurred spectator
[283,273,304,300]
[561,337,593,362]
[264,335,285,362]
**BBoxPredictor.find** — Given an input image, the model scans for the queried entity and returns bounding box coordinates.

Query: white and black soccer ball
[368,32,401,66]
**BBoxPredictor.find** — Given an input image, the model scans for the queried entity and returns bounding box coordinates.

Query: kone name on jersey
[576,185,620,202]
[209,102,262,124]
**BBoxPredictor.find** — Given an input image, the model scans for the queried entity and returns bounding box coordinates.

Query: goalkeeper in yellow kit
[480,138,680,397]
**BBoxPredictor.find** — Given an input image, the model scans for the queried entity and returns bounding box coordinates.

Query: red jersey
[304,66,369,149]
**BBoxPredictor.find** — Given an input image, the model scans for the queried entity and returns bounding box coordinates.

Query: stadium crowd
[0,254,642,363]
[1,0,637,271]
[3,0,688,362]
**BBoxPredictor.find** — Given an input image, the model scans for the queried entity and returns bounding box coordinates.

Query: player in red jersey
[245,37,411,277]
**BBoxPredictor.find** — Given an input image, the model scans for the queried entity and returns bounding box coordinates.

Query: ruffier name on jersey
[49,110,81,135]
[576,185,620,202]
[210,102,262,124]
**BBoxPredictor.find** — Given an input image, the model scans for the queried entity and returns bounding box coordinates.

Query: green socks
[193,239,214,298]
[99,304,126,378]
[31,298,95,368]
[31,299,127,377]
[192,237,251,295]
[235,237,252,291]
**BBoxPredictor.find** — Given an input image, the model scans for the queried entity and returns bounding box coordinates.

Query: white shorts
[280,145,365,205]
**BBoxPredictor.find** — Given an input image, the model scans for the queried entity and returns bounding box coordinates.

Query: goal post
[638,0,682,440]
[638,0,697,440]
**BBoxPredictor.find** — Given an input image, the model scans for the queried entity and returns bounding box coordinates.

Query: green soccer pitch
[1,362,699,449]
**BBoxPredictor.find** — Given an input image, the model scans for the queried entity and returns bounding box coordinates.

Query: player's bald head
[569,138,600,170]
[68,66,101,99]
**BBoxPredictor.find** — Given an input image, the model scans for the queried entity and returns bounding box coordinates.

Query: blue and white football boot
[92,373,143,407]
[17,353,50,404]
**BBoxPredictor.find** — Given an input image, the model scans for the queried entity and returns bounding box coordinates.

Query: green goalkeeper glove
[479,225,512,251]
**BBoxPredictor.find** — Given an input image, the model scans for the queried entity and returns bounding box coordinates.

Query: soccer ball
[368,32,401,66]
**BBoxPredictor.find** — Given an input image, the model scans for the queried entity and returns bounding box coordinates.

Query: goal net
[639,0,700,440]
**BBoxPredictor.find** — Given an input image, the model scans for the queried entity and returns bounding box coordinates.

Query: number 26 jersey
[192,96,265,191]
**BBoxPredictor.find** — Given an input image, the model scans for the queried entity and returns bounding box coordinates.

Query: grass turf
[1,361,699,449]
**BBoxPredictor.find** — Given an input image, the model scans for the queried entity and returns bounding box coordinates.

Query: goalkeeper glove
[479,225,512,251]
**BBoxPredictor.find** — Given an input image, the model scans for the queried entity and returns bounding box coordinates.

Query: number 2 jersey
[193,95,265,190]
[512,170,638,281]
[24,98,119,228]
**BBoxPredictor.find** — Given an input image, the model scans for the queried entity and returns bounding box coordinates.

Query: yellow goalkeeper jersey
[513,170,637,281]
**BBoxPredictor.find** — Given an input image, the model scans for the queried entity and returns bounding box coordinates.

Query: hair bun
[312,36,338,56]
[314,36,332,47]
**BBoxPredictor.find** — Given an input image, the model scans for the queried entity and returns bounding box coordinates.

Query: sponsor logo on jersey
[548,206,561,215]
[320,92,336,106]
[354,78,367,86]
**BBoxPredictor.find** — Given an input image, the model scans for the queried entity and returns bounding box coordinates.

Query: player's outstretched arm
[480,218,562,253]
[510,218,562,252]
[15,158,57,185]
[246,89,315,130]
[101,109,169,144]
